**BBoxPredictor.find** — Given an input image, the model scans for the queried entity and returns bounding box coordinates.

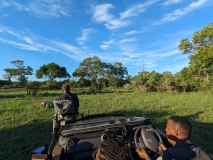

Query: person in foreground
[93,138,134,160]
[136,116,212,160]
[40,84,79,134]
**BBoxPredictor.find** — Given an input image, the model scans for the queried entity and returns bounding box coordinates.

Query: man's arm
[40,101,54,108]
[136,149,152,160]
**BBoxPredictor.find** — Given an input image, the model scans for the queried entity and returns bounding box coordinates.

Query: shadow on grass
[0,110,212,160]
[0,89,130,99]
[0,120,52,160]
[0,94,26,99]
[0,90,133,99]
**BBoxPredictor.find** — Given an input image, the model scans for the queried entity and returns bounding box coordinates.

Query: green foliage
[36,62,70,81]
[26,81,42,95]
[3,68,16,83]
[73,56,106,82]
[178,22,213,81]
[0,79,9,86]
[73,56,128,90]
[3,60,33,86]
[106,62,128,87]
[132,71,163,91]
[44,80,63,90]
[178,38,192,54]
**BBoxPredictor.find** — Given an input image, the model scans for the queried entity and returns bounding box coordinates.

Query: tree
[73,56,107,91]
[178,22,213,81]
[131,70,161,92]
[3,68,16,84]
[147,71,161,91]
[3,60,33,86]
[159,71,175,93]
[106,62,128,87]
[36,62,70,81]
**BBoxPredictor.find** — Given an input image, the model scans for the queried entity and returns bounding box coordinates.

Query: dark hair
[62,84,70,92]
[99,138,133,160]
[169,116,192,139]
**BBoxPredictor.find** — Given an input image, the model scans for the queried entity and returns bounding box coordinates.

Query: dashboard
[57,115,153,160]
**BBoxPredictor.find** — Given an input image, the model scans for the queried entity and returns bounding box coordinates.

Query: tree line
[2,22,213,93]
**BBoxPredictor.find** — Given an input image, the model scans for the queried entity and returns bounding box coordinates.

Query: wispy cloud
[0,0,73,18]
[0,25,86,60]
[160,61,189,73]
[77,28,95,45]
[155,0,208,25]
[0,0,11,8]
[92,1,159,30]
[119,0,159,19]
[124,30,138,35]
[92,3,128,30]
[1,13,8,17]
[147,49,179,57]
[119,38,137,44]
[100,39,115,50]
[162,0,183,6]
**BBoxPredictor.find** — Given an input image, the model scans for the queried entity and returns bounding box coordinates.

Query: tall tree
[106,62,128,87]
[3,68,16,84]
[73,56,106,84]
[178,22,213,80]
[4,60,33,86]
[36,62,70,81]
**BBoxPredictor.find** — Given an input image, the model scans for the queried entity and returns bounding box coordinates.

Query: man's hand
[158,144,167,152]
[136,148,149,159]
[40,102,45,107]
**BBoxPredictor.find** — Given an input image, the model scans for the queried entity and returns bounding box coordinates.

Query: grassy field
[0,88,213,160]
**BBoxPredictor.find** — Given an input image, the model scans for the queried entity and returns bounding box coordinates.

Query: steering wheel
[134,125,163,158]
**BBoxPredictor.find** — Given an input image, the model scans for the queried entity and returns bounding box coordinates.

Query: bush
[45,80,63,90]
[26,81,42,95]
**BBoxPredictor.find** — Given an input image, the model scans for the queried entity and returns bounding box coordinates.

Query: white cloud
[91,1,159,30]
[100,39,114,50]
[124,30,138,35]
[155,0,208,25]
[120,0,159,19]
[0,38,38,50]
[77,28,94,45]
[0,0,73,18]
[162,0,183,6]
[146,49,179,58]
[0,0,11,7]
[0,25,86,60]
[92,3,114,22]
[92,3,129,30]
[119,38,137,44]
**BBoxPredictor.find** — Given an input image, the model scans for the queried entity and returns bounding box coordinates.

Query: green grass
[0,88,213,160]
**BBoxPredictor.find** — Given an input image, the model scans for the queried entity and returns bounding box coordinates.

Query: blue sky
[0,0,213,81]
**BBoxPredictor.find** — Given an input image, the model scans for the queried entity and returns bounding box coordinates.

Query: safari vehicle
[31,113,171,160]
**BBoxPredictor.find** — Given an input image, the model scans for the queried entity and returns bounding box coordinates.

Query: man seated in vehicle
[40,84,79,135]
[136,116,212,160]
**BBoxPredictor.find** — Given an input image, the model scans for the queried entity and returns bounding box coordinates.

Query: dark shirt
[145,140,212,160]
[163,140,212,160]
[44,92,79,111]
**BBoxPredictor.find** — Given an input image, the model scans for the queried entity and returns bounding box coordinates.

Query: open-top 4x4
[31,113,171,160]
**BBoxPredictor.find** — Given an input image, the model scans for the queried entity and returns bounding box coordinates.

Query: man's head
[166,116,192,142]
[95,138,133,160]
[62,84,70,92]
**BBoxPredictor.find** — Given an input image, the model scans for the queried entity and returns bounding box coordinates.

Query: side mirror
[31,145,47,154]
